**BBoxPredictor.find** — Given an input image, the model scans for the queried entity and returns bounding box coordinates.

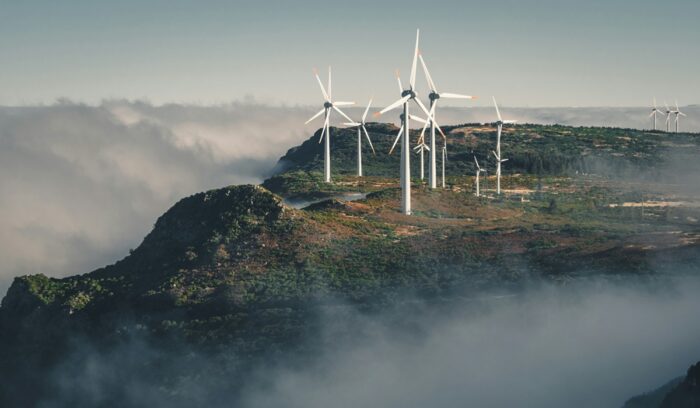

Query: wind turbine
[305,66,355,183]
[474,156,484,197]
[662,101,672,132]
[344,98,375,177]
[410,114,442,181]
[672,101,687,133]
[649,98,663,131]
[492,97,516,195]
[413,137,430,180]
[418,52,476,189]
[376,29,434,215]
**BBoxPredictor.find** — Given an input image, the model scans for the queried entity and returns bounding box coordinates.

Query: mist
[1,100,698,298]
[35,277,700,407]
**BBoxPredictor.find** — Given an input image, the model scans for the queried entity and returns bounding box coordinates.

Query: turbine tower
[376,29,433,215]
[672,101,687,133]
[474,156,484,197]
[344,99,376,177]
[305,66,355,183]
[649,97,663,131]
[492,97,516,195]
[419,52,476,189]
[441,139,447,188]
[662,101,672,133]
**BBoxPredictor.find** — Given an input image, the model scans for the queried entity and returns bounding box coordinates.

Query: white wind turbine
[376,29,434,215]
[410,114,444,181]
[649,97,663,131]
[305,66,355,183]
[662,101,673,133]
[492,97,516,195]
[418,52,476,189]
[672,101,687,133]
[344,98,376,177]
[474,155,484,197]
[413,135,430,180]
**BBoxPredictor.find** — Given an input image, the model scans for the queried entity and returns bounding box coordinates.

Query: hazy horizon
[1,0,698,107]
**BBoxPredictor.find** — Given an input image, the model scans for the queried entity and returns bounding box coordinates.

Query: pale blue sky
[0,0,697,107]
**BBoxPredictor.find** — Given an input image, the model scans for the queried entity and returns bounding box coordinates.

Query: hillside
[1,123,700,406]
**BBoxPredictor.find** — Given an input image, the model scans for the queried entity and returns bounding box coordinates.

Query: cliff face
[660,362,700,408]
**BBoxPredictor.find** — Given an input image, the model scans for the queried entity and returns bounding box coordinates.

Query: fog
[37,277,700,407]
[1,100,698,297]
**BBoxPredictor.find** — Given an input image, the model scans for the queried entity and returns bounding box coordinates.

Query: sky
[0,0,698,107]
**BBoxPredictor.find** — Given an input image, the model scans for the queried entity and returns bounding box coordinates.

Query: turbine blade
[344,122,361,126]
[474,156,480,168]
[305,108,325,124]
[362,98,373,122]
[493,96,502,122]
[327,66,332,100]
[333,106,354,123]
[314,70,329,101]
[333,101,355,107]
[362,125,375,154]
[319,117,330,144]
[410,29,420,89]
[492,150,499,160]
[409,114,428,124]
[396,70,403,92]
[379,95,411,115]
[418,54,437,92]
[440,92,475,100]
[389,126,403,155]
[413,97,432,119]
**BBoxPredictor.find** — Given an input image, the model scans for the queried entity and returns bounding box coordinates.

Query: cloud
[31,277,700,407]
[239,278,700,408]
[0,100,314,295]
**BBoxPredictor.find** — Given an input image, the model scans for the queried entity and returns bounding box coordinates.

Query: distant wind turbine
[344,98,375,177]
[649,97,663,131]
[474,156,484,197]
[672,101,687,133]
[418,52,476,189]
[305,66,355,183]
[492,97,516,195]
[376,29,434,215]
[662,101,672,133]
[410,114,443,181]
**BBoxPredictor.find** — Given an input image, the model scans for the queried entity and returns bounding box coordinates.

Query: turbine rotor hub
[324,102,333,109]
[429,92,439,101]
[401,89,416,99]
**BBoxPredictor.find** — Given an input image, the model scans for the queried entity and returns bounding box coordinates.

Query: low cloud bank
[239,278,700,408]
[36,277,700,407]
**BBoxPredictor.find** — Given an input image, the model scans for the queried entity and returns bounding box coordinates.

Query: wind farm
[301,30,693,216]
[2,3,700,407]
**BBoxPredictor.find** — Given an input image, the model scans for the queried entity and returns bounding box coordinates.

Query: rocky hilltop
[1,123,700,406]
